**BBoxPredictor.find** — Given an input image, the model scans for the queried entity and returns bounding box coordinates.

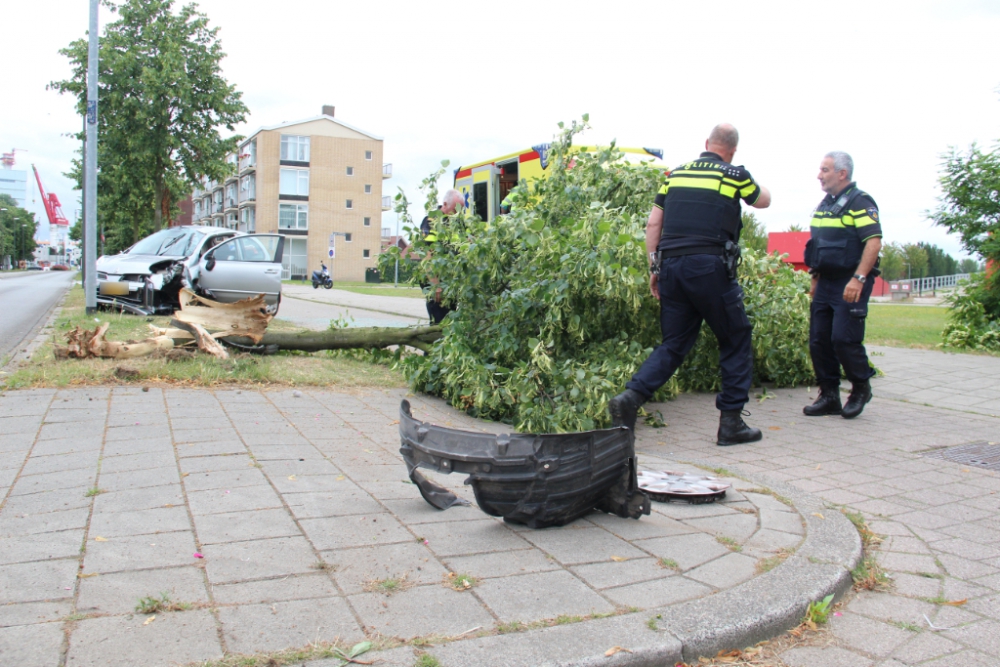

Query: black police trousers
[809,274,876,386]
[426,299,453,325]
[626,254,753,411]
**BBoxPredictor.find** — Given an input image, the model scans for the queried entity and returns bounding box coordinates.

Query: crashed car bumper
[96,273,179,316]
[398,400,650,529]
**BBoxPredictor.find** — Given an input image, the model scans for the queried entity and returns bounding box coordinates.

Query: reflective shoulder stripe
[853,215,879,228]
[666,176,721,192]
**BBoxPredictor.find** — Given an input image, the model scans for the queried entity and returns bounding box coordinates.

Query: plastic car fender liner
[398,400,650,529]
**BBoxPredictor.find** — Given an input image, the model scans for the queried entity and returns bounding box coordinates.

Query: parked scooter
[311,263,333,289]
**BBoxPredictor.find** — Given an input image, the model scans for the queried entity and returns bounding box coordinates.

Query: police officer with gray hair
[609,124,772,446]
[803,152,882,419]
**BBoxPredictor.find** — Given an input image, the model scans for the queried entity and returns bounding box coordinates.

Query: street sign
[329,233,336,259]
[328,248,335,258]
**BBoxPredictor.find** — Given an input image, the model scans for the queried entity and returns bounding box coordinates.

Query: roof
[246,114,383,142]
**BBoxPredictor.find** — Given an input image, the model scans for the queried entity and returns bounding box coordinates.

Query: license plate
[99,281,129,296]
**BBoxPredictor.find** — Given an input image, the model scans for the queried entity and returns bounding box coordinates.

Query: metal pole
[394,212,399,287]
[84,0,99,313]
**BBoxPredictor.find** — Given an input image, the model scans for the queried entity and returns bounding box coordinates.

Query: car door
[197,235,285,306]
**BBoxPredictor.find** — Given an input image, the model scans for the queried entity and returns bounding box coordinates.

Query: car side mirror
[205,253,216,272]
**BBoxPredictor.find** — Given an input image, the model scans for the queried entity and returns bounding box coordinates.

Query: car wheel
[264,295,281,316]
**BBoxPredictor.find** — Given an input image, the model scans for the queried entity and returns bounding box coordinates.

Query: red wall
[767,231,888,295]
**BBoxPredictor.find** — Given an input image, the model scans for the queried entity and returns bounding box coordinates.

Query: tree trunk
[228,325,442,353]
[153,176,164,231]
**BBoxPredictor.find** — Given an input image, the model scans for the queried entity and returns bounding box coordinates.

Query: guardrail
[897,273,971,295]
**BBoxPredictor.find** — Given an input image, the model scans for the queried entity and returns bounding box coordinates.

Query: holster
[723,241,742,281]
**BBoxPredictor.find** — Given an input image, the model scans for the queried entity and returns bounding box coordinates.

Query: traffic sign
[328,248,335,258]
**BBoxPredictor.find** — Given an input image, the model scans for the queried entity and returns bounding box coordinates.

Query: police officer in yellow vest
[803,152,883,419]
[419,189,464,324]
[609,124,772,446]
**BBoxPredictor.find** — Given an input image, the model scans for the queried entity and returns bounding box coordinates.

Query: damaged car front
[95,226,284,316]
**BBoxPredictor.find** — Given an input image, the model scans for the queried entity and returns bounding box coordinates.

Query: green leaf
[529,219,546,232]
[597,222,611,235]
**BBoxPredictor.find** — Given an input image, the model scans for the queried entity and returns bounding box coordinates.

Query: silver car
[95,226,285,316]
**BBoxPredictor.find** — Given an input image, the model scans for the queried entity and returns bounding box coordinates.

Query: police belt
[658,245,725,258]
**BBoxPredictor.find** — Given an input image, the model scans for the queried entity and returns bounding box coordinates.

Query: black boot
[717,409,762,447]
[841,380,872,419]
[608,389,645,433]
[803,383,843,417]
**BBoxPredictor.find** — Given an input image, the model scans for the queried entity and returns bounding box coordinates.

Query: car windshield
[128,228,205,257]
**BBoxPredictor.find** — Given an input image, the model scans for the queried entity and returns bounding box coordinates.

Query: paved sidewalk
[282,284,429,320]
[1,345,999,666]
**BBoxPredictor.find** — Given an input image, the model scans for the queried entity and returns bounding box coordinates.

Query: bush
[942,272,1000,351]
[399,118,813,433]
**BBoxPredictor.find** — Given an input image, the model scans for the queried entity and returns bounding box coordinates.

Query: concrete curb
[305,465,862,667]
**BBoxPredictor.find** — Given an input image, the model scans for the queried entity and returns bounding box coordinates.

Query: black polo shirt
[654,151,762,253]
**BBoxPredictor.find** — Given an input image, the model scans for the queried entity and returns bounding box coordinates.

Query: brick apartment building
[192,106,391,281]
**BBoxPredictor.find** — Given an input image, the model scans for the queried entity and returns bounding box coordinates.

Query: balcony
[381,196,392,211]
[224,173,238,184]
[382,163,392,179]
[214,202,224,214]
[225,198,238,212]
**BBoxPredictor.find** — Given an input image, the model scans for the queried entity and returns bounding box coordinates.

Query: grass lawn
[866,304,948,349]
[2,284,406,390]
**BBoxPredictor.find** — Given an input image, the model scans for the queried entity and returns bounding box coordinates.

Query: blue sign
[328,249,335,258]
[86,101,97,125]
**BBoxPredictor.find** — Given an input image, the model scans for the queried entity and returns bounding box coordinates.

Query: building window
[280,168,309,196]
[363,249,370,259]
[280,135,310,162]
[282,237,308,280]
[345,199,353,209]
[278,203,308,230]
[240,206,255,233]
[365,151,373,160]
[346,166,354,176]
[239,174,255,202]
[345,233,352,242]
[364,184,372,194]
[363,217,371,227]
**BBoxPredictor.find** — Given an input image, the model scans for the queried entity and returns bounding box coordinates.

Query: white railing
[381,196,392,211]
[898,273,971,294]
[383,163,392,179]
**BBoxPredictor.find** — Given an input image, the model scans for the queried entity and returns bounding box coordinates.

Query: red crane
[32,164,69,227]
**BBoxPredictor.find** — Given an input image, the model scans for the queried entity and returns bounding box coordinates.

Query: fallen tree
[56,288,442,360]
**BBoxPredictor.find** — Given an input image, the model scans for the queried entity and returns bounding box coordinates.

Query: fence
[896,273,971,295]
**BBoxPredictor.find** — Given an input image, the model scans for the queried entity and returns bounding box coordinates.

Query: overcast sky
[3,0,998,259]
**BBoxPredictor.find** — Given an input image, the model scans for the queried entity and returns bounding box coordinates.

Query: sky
[2,0,998,259]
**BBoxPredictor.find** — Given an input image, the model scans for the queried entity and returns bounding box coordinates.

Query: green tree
[50,0,247,251]
[918,242,958,277]
[786,223,805,232]
[389,119,812,433]
[901,243,929,279]
[958,257,981,274]
[739,211,769,254]
[931,142,1000,266]
[878,242,906,281]
[0,195,39,265]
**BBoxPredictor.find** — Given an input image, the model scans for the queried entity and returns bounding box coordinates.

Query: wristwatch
[853,273,867,284]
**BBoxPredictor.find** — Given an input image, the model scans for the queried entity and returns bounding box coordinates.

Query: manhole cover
[637,470,730,504]
[922,441,1000,472]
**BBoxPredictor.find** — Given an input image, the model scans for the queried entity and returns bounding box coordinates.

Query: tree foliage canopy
[0,194,39,263]
[931,142,1000,265]
[50,0,247,252]
[382,120,813,433]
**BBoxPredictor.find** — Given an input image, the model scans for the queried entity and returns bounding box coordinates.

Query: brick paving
[0,342,999,666]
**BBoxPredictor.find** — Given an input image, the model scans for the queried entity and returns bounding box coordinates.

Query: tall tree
[931,142,1000,265]
[50,0,247,250]
[958,257,982,274]
[879,242,906,281]
[901,243,929,279]
[918,242,958,277]
[0,194,39,264]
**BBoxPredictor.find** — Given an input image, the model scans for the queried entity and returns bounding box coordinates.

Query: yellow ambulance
[453,144,668,222]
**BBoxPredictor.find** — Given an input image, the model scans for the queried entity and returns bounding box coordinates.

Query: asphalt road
[0,270,75,363]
